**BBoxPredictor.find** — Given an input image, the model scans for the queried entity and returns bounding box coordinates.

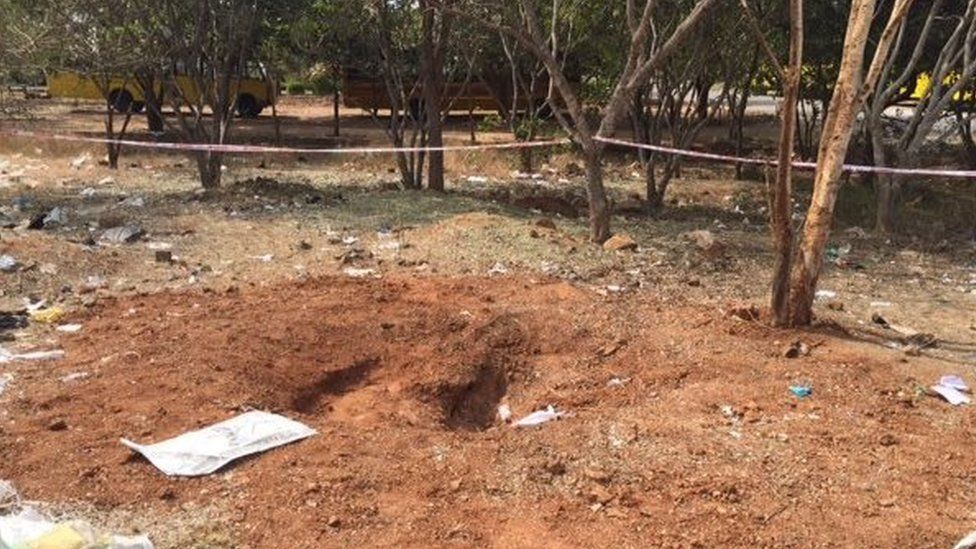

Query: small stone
[826,300,845,311]
[48,419,68,431]
[449,479,462,492]
[327,516,341,528]
[879,434,898,446]
[602,234,638,252]
[155,250,173,263]
[683,230,725,258]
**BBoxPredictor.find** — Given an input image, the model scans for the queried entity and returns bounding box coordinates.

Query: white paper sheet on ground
[940,375,969,392]
[121,411,316,476]
[513,405,567,428]
[932,384,971,406]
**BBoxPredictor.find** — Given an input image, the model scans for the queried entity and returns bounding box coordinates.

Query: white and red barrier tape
[595,137,976,180]
[2,130,570,154]
[3,129,976,180]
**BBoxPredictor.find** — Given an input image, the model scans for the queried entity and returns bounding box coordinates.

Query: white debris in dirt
[341,236,359,246]
[119,196,146,208]
[488,262,509,276]
[497,403,512,423]
[0,480,19,510]
[0,374,12,396]
[513,405,569,428]
[0,347,65,364]
[954,530,976,549]
[69,152,92,169]
[121,410,316,476]
[0,255,18,273]
[61,372,90,383]
[85,275,107,290]
[146,241,172,251]
[870,301,893,308]
[343,267,377,279]
[466,175,489,184]
[96,176,115,186]
[253,254,274,263]
[42,207,67,226]
[607,377,631,388]
[0,507,154,549]
[932,376,971,406]
[815,290,837,301]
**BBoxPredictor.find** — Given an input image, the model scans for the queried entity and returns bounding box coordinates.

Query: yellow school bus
[47,70,276,117]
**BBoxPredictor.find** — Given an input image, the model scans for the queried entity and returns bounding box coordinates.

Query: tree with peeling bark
[739,0,803,327]
[864,0,975,234]
[147,0,264,189]
[787,0,916,326]
[452,0,723,243]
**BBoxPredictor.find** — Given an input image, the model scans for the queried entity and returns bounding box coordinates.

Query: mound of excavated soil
[1,275,974,547]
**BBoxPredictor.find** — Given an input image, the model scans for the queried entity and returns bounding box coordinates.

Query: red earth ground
[1,274,974,547]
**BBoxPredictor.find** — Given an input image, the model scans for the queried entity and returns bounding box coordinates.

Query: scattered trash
[0,347,65,364]
[254,254,274,263]
[80,187,97,198]
[784,341,810,359]
[954,530,976,549]
[497,403,512,423]
[789,385,813,398]
[607,377,631,388]
[932,375,971,406]
[466,175,489,184]
[0,314,27,332]
[0,480,18,511]
[488,262,509,276]
[29,306,65,324]
[0,255,18,273]
[815,290,837,301]
[42,207,67,226]
[870,301,893,308]
[100,225,145,245]
[513,405,568,428]
[871,313,890,328]
[69,152,91,169]
[121,410,317,476]
[341,236,359,246]
[826,244,852,263]
[119,196,146,208]
[342,267,376,278]
[0,507,154,549]
[61,372,90,383]
[0,374,11,396]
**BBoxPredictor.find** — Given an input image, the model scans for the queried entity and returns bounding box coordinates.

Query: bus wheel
[236,94,262,118]
[108,89,133,113]
[132,102,145,113]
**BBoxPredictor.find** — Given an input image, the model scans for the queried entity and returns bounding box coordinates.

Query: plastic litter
[342,267,376,278]
[0,507,153,549]
[0,255,17,273]
[488,262,509,276]
[56,324,83,333]
[513,405,568,428]
[0,374,11,396]
[61,372,90,383]
[99,226,145,245]
[932,375,971,406]
[121,410,316,476]
[42,207,67,226]
[814,290,837,300]
[29,307,65,324]
[0,347,65,364]
[789,385,813,398]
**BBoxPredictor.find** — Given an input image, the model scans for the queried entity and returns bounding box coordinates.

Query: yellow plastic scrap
[26,524,86,549]
[28,307,65,324]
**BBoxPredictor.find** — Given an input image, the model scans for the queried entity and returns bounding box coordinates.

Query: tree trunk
[788,0,877,326]
[333,90,341,137]
[196,152,222,189]
[419,0,446,193]
[769,0,803,327]
[583,147,611,243]
[875,173,903,233]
